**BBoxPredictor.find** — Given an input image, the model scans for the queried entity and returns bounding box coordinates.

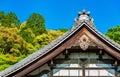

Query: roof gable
[0,10,120,77]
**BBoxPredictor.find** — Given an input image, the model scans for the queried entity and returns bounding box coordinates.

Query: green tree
[0,54,18,71]
[0,11,5,26]
[20,13,47,43]
[105,25,120,44]
[3,12,20,28]
[58,28,68,32]
[26,13,47,36]
[33,30,64,48]
[19,22,35,43]
[0,26,29,56]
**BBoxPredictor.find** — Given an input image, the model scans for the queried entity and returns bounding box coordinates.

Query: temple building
[0,10,120,77]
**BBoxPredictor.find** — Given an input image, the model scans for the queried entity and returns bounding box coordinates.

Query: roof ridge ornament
[74,10,94,27]
[78,9,90,17]
[78,10,90,20]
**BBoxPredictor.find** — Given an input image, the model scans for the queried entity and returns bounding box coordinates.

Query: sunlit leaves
[0,11,20,28]
[0,11,66,71]
[19,13,47,43]
[0,11,4,26]
[33,30,64,47]
[58,28,68,32]
[0,26,27,56]
[0,54,18,71]
[106,25,120,44]
[26,13,47,36]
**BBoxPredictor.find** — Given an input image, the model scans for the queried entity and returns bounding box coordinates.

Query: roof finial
[74,10,94,27]
[78,10,90,16]
[78,10,90,20]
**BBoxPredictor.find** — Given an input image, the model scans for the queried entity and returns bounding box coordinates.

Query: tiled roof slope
[0,11,120,77]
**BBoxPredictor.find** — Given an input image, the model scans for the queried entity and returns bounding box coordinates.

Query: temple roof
[0,10,120,77]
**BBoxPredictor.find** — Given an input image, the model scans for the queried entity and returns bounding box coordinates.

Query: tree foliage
[0,54,18,71]
[0,11,20,28]
[26,13,47,36]
[0,11,4,26]
[20,13,47,43]
[0,11,66,71]
[19,22,35,43]
[0,26,28,56]
[33,30,64,48]
[105,25,120,44]
[58,28,68,32]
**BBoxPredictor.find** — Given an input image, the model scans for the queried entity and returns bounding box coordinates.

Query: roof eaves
[84,20,120,51]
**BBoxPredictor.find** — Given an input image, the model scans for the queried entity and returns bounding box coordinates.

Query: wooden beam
[54,59,114,64]
[82,66,85,77]
[53,67,114,70]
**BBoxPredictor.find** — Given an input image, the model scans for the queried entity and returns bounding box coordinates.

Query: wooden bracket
[48,59,54,69]
[64,49,69,59]
[98,49,103,59]
[114,60,118,70]
[114,60,118,76]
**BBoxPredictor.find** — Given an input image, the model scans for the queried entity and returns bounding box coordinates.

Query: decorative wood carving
[66,33,97,50]
[79,34,90,50]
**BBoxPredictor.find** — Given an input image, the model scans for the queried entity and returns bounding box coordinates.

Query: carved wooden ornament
[79,34,90,50]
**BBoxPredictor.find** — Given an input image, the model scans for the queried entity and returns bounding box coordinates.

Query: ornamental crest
[79,34,90,50]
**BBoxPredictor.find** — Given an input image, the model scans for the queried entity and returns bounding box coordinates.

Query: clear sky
[0,0,120,33]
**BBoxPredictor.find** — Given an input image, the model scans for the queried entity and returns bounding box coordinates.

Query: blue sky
[0,0,120,33]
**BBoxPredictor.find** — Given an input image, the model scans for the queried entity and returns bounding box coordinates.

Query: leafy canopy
[0,11,20,28]
[26,13,47,36]
[0,11,67,71]
[33,30,64,47]
[20,13,47,43]
[0,26,28,56]
[105,25,120,44]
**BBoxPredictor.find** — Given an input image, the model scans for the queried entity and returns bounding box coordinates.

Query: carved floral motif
[79,34,90,50]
